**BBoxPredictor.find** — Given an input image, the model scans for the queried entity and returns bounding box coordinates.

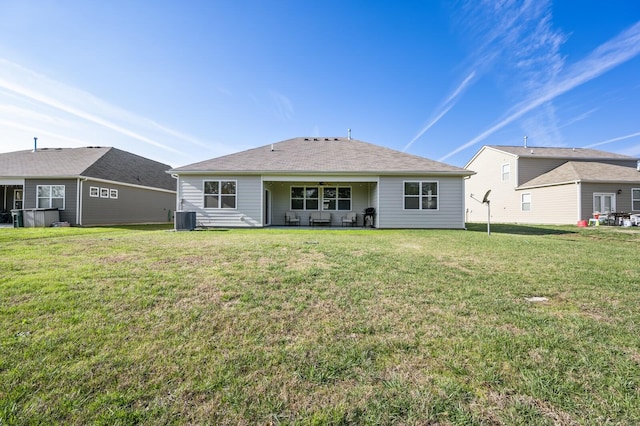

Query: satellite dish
[482,190,491,204]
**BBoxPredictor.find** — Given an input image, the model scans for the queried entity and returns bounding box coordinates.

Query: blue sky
[1,1,639,168]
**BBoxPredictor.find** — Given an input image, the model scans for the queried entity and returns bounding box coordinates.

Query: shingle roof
[519,161,640,188]
[171,137,472,175]
[0,147,176,191]
[488,145,637,160]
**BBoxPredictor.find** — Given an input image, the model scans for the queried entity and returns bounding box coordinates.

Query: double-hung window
[521,193,531,211]
[291,186,318,210]
[37,185,65,209]
[501,163,510,181]
[404,181,438,210]
[322,187,351,211]
[632,188,640,211]
[204,180,236,209]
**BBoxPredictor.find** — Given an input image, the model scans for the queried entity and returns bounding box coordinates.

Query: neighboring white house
[168,137,474,229]
[464,145,640,225]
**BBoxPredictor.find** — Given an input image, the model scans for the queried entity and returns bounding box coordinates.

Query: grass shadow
[466,222,578,236]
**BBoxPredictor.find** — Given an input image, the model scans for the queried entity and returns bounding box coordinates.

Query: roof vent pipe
[33,137,38,152]
[637,160,640,172]
[348,129,351,140]
[523,135,528,148]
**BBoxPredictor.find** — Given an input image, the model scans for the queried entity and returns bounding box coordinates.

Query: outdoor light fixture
[617,189,622,195]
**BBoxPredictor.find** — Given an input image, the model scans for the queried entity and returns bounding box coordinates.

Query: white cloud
[0,59,223,162]
[439,19,640,161]
[403,71,476,152]
[583,131,640,149]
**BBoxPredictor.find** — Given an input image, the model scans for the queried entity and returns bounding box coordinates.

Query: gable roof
[519,161,640,189]
[0,147,176,191]
[171,137,472,176]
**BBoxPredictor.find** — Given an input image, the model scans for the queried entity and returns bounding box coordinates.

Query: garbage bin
[11,210,23,228]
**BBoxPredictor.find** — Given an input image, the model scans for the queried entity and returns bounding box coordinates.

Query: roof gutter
[169,170,475,177]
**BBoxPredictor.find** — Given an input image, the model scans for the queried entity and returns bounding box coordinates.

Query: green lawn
[1,224,639,425]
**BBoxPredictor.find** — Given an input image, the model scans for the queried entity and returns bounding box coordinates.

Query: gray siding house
[464,145,640,225]
[0,147,176,226]
[169,137,473,229]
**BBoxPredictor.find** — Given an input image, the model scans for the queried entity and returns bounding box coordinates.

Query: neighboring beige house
[169,137,474,229]
[464,145,640,225]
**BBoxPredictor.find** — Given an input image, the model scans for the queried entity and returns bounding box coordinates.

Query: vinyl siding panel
[517,184,578,224]
[378,176,465,229]
[178,175,262,227]
[580,183,639,219]
[24,179,78,224]
[465,148,517,223]
[81,180,174,225]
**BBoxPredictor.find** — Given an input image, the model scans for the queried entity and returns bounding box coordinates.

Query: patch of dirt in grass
[286,251,330,271]
[97,253,138,264]
[627,349,640,365]
[175,281,222,309]
[497,323,526,335]
[476,391,579,425]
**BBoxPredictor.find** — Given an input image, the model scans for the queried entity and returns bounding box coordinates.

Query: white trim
[203,179,237,209]
[593,192,616,213]
[577,182,582,222]
[0,178,25,185]
[320,185,352,211]
[13,188,23,210]
[261,174,380,183]
[36,184,66,210]
[289,185,320,211]
[632,187,640,211]
[521,192,532,211]
[501,163,511,182]
[402,180,440,211]
[89,186,100,197]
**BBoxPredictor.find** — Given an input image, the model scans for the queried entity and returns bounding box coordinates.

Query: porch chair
[341,212,357,227]
[285,211,300,226]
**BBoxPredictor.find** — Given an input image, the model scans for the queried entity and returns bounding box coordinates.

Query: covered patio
[262,179,378,227]
[1,183,24,225]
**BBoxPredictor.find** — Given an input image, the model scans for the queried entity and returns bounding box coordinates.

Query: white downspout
[77,178,87,226]
[576,181,582,223]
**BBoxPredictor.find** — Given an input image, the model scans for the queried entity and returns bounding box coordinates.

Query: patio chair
[285,211,300,226]
[341,212,357,227]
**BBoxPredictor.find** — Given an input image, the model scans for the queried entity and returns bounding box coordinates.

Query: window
[404,181,438,210]
[110,189,118,199]
[37,185,65,209]
[100,188,109,198]
[501,163,510,181]
[291,186,318,210]
[593,193,615,213]
[521,193,531,211]
[632,188,640,211]
[14,189,23,209]
[90,187,99,197]
[204,180,236,209]
[322,187,351,211]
